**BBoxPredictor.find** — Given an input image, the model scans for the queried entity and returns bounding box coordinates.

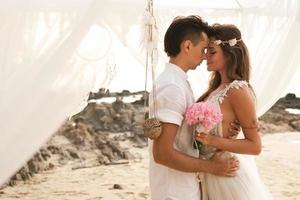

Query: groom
[148,16,239,200]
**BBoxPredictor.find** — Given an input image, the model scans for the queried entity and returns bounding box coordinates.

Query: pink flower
[185,102,222,131]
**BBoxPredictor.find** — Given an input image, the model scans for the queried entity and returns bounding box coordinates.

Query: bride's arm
[196,87,262,155]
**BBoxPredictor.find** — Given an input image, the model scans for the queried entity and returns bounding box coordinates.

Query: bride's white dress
[198,80,272,200]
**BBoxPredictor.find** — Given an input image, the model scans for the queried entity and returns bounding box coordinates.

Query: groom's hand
[209,151,239,177]
[228,120,241,138]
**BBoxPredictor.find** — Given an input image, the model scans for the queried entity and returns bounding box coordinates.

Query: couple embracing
[148,15,272,200]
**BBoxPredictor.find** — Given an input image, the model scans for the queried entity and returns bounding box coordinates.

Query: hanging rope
[142,0,162,139]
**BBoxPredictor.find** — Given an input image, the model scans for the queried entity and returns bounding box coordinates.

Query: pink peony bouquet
[185,102,223,133]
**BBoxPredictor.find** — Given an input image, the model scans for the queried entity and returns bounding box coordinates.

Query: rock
[95,106,111,120]
[108,107,117,118]
[99,115,114,130]
[47,145,61,154]
[101,145,114,161]
[119,110,133,130]
[108,142,124,159]
[14,174,22,181]
[123,151,135,160]
[67,149,80,159]
[95,135,108,149]
[259,122,294,133]
[34,152,43,162]
[285,93,296,100]
[47,163,55,170]
[88,88,109,100]
[132,123,143,136]
[21,166,31,178]
[290,120,300,131]
[133,142,147,149]
[121,90,131,95]
[8,180,17,186]
[71,91,147,134]
[40,148,51,161]
[62,124,92,146]
[97,154,110,165]
[27,160,41,174]
[112,97,125,112]
[59,149,73,160]
[259,93,300,133]
[113,184,123,189]
[113,124,120,132]
[133,113,145,124]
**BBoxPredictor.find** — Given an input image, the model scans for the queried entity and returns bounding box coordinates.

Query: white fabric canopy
[0,0,299,185]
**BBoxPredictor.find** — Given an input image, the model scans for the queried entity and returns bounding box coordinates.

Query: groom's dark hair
[164,15,210,57]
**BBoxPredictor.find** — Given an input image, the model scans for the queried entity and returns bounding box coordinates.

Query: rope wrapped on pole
[142,0,162,140]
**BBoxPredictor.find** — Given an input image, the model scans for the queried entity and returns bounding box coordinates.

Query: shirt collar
[165,62,188,80]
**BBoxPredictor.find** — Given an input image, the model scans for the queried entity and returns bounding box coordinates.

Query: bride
[195,23,272,200]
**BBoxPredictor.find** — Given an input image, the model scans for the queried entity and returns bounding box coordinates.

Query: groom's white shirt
[149,63,200,200]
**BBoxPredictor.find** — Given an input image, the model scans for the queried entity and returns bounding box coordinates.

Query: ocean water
[286,108,300,115]
[88,94,143,104]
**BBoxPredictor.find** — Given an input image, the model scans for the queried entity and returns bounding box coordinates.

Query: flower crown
[213,38,242,46]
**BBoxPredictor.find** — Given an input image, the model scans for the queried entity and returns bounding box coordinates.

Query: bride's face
[206,41,227,72]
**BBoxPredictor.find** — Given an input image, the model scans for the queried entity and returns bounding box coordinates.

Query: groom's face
[187,32,209,70]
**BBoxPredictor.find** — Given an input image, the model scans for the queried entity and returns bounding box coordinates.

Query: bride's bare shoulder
[226,81,255,108]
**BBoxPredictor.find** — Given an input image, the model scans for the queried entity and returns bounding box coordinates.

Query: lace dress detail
[205,80,249,104]
[199,80,272,200]
[198,80,249,160]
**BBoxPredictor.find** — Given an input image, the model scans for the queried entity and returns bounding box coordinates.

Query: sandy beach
[0,132,300,200]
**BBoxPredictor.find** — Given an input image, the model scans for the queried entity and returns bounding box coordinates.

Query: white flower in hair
[214,40,222,45]
[228,38,237,46]
[213,38,241,46]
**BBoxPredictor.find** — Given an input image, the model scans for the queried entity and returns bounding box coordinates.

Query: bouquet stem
[193,139,204,150]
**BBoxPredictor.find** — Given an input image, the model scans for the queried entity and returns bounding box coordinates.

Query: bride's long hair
[198,24,253,102]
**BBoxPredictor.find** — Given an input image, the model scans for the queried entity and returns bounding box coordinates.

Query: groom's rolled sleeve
[155,85,186,126]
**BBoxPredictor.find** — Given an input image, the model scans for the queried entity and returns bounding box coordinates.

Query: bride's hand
[195,132,212,145]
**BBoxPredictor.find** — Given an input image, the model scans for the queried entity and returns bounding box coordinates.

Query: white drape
[0,0,99,185]
[0,0,299,185]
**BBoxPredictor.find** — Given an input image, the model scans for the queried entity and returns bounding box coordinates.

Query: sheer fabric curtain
[152,0,300,116]
[0,0,99,185]
[239,0,300,115]
[120,0,300,116]
[0,0,299,185]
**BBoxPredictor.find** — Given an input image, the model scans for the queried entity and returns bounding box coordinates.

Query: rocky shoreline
[259,93,300,133]
[1,90,299,188]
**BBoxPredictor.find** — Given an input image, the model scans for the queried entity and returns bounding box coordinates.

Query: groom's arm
[153,122,238,176]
